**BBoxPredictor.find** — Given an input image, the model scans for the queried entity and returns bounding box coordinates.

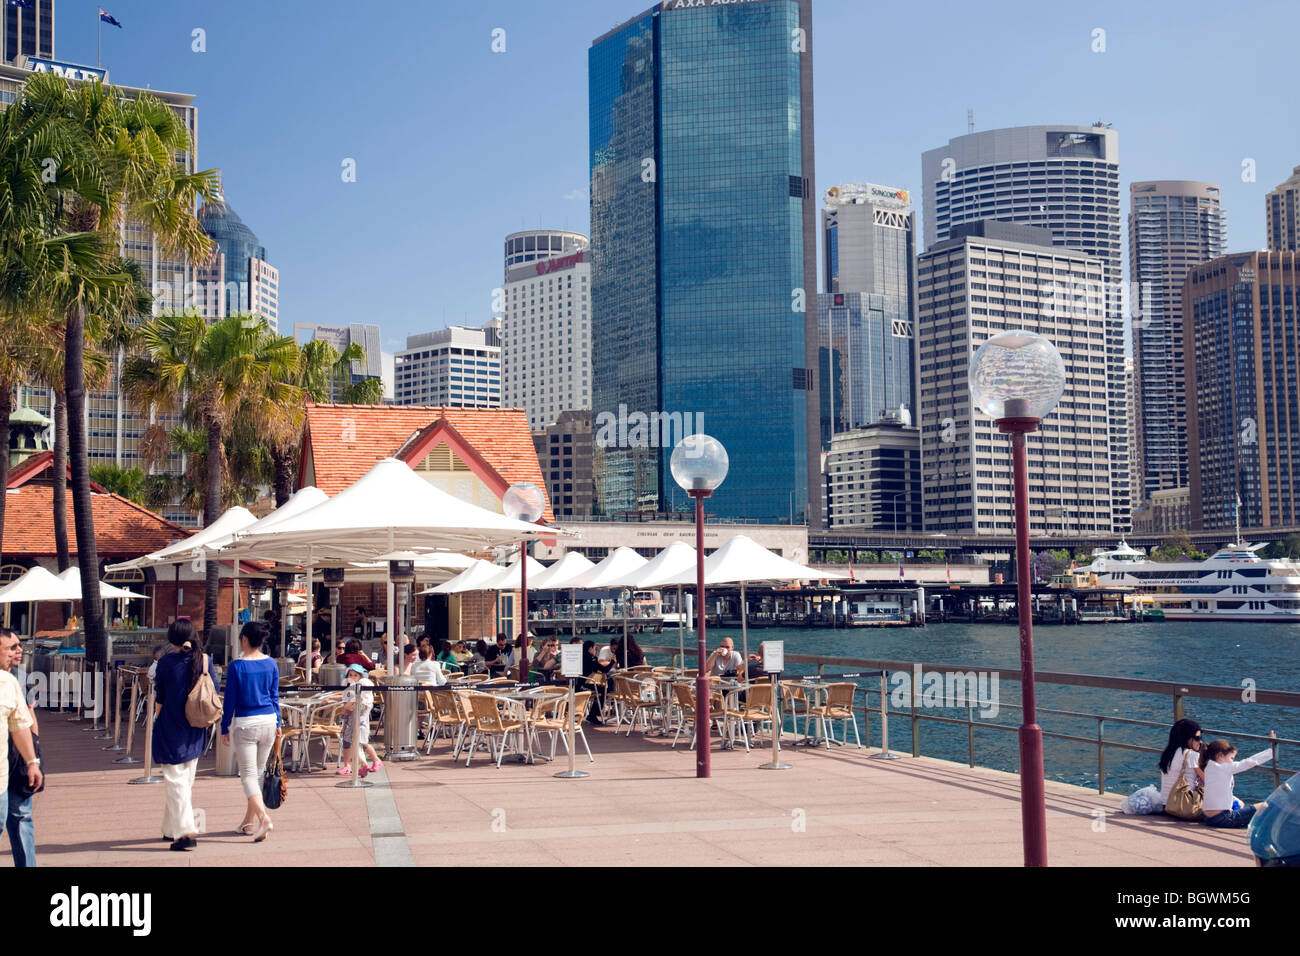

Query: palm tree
[123,312,301,633]
[10,73,218,665]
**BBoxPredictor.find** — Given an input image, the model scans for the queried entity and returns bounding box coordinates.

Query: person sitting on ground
[297,639,324,675]
[706,637,743,677]
[400,643,418,676]
[338,664,381,776]
[337,638,377,672]
[485,633,514,677]
[1157,718,1203,811]
[1199,732,1277,828]
[410,644,446,687]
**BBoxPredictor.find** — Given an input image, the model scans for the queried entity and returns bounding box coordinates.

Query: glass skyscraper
[589,0,817,523]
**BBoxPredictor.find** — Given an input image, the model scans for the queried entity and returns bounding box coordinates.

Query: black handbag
[261,734,286,810]
[8,733,44,798]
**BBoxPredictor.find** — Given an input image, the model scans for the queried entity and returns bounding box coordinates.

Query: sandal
[335,766,352,776]
[368,760,383,773]
[237,823,256,835]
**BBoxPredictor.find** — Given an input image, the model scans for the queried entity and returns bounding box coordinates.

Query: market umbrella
[528,551,596,641]
[105,505,258,572]
[658,535,847,675]
[567,548,649,667]
[0,566,74,637]
[603,541,697,670]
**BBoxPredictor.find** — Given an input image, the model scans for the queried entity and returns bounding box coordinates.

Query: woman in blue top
[221,622,282,843]
[153,619,219,852]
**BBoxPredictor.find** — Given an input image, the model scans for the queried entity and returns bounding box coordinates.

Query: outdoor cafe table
[469,683,558,764]
[783,679,836,747]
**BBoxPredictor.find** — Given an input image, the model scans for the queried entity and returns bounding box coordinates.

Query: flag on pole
[99,8,122,28]
[848,555,854,584]
[898,563,905,582]
[946,562,951,585]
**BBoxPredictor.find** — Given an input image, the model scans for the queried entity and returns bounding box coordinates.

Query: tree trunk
[0,385,10,564]
[272,444,296,507]
[203,417,222,637]
[53,393,70,572]
[66,302,106,666]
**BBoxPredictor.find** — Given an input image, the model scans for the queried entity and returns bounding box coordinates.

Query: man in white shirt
[706,637,744,677]
[1,628,42,867]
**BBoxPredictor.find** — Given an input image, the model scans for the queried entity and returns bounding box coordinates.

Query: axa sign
[19,56,108,84]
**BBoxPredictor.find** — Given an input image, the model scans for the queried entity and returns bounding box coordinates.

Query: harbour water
[644,620,1300,802]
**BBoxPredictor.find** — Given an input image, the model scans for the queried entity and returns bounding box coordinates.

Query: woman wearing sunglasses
[1158,718,1204,810]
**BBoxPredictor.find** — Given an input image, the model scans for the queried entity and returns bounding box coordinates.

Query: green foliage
[1150,530,1207,563]
[89,464,145,504]
[1261,534,1300,559]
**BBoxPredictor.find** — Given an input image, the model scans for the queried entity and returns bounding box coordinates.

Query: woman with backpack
[152,619,220,852]
[221,622,281,843]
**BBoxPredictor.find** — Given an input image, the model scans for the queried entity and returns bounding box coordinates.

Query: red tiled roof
[1,486,192,559]
[7,451,108,492]
[300,404,552,520]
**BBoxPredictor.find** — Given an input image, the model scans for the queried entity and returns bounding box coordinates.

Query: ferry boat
[1078,540,1300,622]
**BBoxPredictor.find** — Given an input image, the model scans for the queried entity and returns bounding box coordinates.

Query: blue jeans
[6,789,35,867]
[1203,805,1256,829]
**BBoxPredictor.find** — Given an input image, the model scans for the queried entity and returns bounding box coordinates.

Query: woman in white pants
[220,622,282,842]
[152,619,219,852]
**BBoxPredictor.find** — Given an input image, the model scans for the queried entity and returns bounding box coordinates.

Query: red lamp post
[670,434,729,779]
[969,330,1066,868]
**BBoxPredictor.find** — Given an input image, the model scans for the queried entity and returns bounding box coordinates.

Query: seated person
[451,640,472,663]
[484,633,514,677]
[746,645,767,681]
[400,643,418,676]
[435,640,461,671]
[467,639,489,675]
[706,637,743,677]
[337,638,378,672]
[297,638,324,673]
[410,644,447,686]
[530,638,562,684]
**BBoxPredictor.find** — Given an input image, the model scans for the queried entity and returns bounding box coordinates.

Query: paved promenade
[8,712,1258,867]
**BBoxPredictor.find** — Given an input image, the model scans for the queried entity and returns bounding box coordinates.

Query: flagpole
[98,12,101,68]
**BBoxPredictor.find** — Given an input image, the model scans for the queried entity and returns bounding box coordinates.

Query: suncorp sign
[18,56,108,83]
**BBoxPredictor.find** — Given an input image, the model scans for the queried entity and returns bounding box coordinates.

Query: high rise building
[1128,181,1226,506]
[533,410,596,519]
[500,234,591,429]
[2,59,200,524]
[2,0,52,65]
[393,321,502,408]
[1185,252,1300,532]
[197,197,278,329]
[921,125,1129,532]
[1266,166,1300,253]
[502,229,588,280]
[589,0,817,524]
[824,421,921,531]
[294,323,383,401]
[916,222,1113,535]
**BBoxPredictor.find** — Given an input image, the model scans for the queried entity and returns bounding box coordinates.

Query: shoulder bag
[185,654,223,728]
[262,731,287,810]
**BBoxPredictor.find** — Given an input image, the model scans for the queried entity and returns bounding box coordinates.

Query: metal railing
[637,643,1299,794]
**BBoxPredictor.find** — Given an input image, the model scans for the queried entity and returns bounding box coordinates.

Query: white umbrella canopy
[57,567,149,601]
[528,551,595,589]
[105,505,258,572]
[657,535,846,587]
[232,458,551,560]
[481,556,549,591]
[425,559,509,595]
[0,565,74,603]
[567,547,648,589]
[202,487,329,553]
[604,541,698,588]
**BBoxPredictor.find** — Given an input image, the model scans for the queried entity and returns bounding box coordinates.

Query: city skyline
[34,0,1295,348]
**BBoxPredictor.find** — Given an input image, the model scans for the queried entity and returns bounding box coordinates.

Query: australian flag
[99,8,122,28]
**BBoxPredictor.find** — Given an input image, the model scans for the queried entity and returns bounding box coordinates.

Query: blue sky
[54,0,1299,350]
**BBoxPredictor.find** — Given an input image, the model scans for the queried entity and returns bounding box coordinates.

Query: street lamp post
[503,482,546,681]
[670,434,729,779]
[969,329,1066,869]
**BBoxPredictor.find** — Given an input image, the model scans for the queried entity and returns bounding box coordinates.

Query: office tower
[198,196,278,329]
[921,125,1128,532]
[1266,166,1300,253]
[817,292,914,445]
[503,229,587,280]
[2,0,52,64]
[500,233,591,429]
[533,410,596,518]
[1,60,200,523]
[916,221,1112,535]
[294,323,384,401]
[824,421,921,530]
[1128,181,1226,505]
[393,321,502,408]
[1185,252,1300,531]
[589,0,817,523]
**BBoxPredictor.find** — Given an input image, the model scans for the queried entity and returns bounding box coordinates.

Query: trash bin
[275,657,296,681]
[381,674,419,761]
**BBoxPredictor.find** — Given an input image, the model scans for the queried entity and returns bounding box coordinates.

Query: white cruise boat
[1079,539,1300,622]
